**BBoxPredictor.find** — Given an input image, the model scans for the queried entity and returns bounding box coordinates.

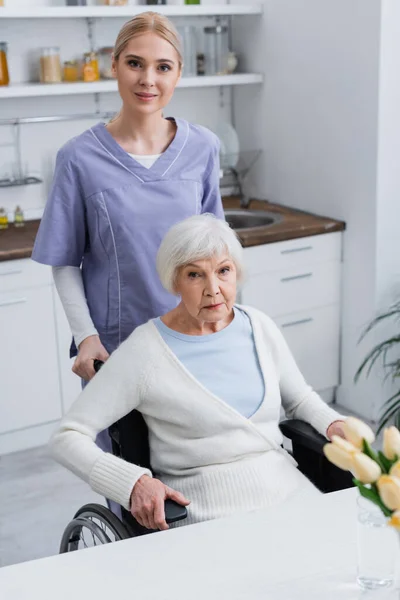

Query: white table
[0,488,396,599]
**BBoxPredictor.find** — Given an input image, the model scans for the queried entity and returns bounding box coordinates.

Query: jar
[203,24,229,76]
[40,47,62,83]
[83,52,99,82]
[98,47,113,79]
[177,27,197,77]
[63,60,78,82]
[103,0,128,5]
[0,42,9,86]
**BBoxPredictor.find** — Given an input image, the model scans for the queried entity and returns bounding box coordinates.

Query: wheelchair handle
[93,359,104,373]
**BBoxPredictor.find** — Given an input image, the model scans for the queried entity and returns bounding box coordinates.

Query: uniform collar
[90,118,189,182]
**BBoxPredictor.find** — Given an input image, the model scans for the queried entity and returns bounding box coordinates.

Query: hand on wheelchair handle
[71,335,109,381]
[130,475,190,531]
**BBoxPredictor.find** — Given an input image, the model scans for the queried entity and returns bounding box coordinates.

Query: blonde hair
[114,12,183,69]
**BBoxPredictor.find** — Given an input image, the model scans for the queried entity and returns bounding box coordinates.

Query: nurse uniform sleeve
[201,137,225,219]
[32,147,86,267]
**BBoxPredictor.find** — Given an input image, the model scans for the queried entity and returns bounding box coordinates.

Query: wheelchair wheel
[59,503,131,553]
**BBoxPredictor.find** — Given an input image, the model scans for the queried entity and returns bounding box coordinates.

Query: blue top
[153,307,265,418]
[31,118,224,355]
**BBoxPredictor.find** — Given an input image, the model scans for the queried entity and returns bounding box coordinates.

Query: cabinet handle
[0,297,27,308]
[280,272,313,283]
[281,246,313,254]
[0,269,23,277]
[282,317,313,328]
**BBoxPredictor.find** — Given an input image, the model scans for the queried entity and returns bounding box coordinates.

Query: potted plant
[355,300,400,434]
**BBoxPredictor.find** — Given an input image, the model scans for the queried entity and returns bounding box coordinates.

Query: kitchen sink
[224,209,283,231]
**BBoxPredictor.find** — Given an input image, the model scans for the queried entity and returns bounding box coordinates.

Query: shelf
[0,5,263,19]
[0,74,263,99]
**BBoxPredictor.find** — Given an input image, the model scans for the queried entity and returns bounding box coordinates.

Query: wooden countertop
[0,219,41,262]
[223,197,345,247]
[0,199,345,262]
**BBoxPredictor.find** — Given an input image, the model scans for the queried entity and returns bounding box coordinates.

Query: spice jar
[83,52,99,82]
[0,208,8,230]
[63,60,78,82]
[14,206,25,228]
[0,42,10,86]
[98,47,114,79]
[40,47,62,83]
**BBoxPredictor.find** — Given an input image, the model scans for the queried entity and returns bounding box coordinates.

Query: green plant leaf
[362,439,385,471]
[377,451,393,473]
[353,480,393,518]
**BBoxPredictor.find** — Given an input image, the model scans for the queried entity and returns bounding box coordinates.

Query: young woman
[32,13,224,504]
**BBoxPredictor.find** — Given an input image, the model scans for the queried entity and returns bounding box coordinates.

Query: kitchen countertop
[0,198,345,262]
[223,197,345,247]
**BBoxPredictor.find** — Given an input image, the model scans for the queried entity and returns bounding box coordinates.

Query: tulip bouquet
[323,417,400,529]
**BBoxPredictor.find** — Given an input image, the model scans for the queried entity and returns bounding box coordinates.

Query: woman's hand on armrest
[326,420,346,441]
[72,334,109,381]
[130,475,190,531]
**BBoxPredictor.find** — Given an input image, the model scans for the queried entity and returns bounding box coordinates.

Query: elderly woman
[51,214,346,530]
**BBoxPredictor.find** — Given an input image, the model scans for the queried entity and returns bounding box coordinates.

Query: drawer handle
[0,269,23,277]
[281,272,313,283]
[281,246,313,255]
[282,317,313,328]
[0,297,27,308]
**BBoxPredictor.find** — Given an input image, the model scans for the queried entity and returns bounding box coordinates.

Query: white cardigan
[50,305,343,524]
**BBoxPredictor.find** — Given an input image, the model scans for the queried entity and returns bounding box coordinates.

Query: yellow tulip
[388,510,400,530]
[390,460,400,479]
[342,417,375,449]
[383,426,400,461]
[351,452,381,484]
[323,436,359,471]
[377,475,400,511]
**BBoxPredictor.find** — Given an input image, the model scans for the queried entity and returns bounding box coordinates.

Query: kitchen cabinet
[0,263,61,436]
[241,231,342,398]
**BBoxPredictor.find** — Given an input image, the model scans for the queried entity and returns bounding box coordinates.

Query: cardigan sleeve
[49,331,153,510]
[264,314,346,437]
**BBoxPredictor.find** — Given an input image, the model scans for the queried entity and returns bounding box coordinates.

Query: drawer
[0,258,51,292]
[241,260,341,318]
[243,232,342,277]
[275,304,340,393]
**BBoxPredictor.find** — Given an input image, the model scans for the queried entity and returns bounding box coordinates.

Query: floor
[0,445,105,568]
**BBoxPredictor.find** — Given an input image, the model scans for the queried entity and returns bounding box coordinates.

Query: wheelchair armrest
[279,419,327,455]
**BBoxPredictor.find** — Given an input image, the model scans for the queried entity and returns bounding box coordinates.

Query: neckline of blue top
[91,117,188,182]
[154,306,241,343]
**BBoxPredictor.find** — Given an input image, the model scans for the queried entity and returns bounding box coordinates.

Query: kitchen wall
[234,0,400,421]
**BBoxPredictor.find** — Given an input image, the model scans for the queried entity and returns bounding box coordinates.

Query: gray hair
[156,214,244,294]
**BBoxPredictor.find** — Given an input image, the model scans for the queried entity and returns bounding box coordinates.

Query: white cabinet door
[53,288,82,413]
[0,286,61,434]
[275,305,340,392]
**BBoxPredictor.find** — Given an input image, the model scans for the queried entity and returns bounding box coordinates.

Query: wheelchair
[59,361,354,553]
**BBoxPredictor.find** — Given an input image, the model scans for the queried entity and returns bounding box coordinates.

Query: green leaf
[362,439,385,471]
[377,451,393,474]
[353,480,393,518]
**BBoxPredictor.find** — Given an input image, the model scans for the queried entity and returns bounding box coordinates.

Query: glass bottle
[40,47,62,84]
[0,42,10,86]
[185,0,200,4]
[146,1,166,5]
[0,207,8,230]
[14,206,25,228]
[83,52,99,82]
